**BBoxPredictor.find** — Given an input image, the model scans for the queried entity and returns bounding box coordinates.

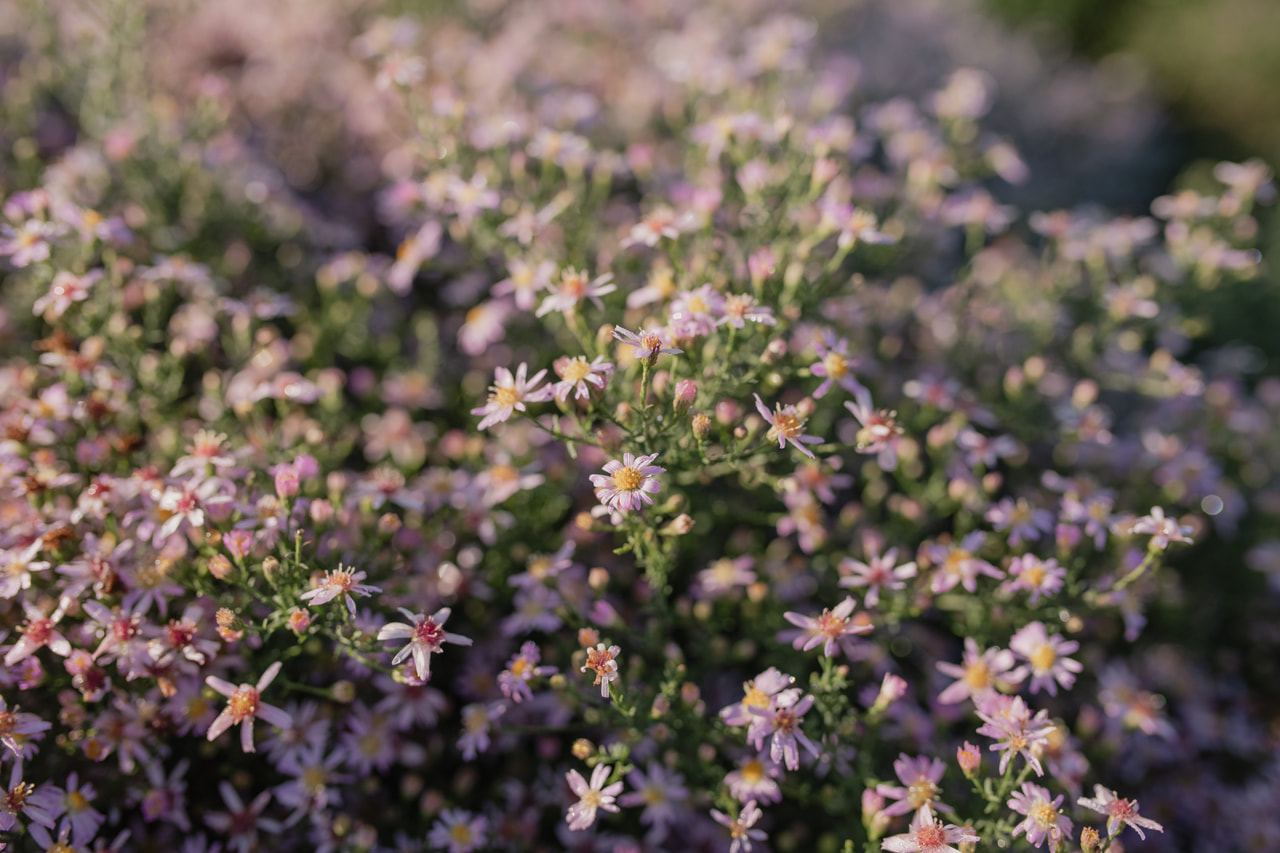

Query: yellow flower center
[450,824,475,844]
[741,759,764,783]
[768,412,804,442]
[66,790,88,811]
[743,685,770,708]
[492,385,520,407]
[1024,565,1046,587]
[227,688,259,721]
[908,779,939,809]
[1031,801,1059,829]
[561,358,593,383]
[612,466,643,491]
[1030,644,1057,672]
[823,351,848,378]
[687,294,708,313]
[963,660,992,689]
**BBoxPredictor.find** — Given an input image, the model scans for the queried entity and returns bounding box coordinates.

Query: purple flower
[974,695,1056,776]
[1001,556,1066,605]
[810,332,866,399]
[537,267,616,317]
[205,662,293,753]
[840,546,917,608]
[747,688,819,771]
[1008,782,1072,852]
[471,363,554,430]
[1008,622,1082,696]
[876,754,952,817]
[781,596,873,658]
[589,452,665,514]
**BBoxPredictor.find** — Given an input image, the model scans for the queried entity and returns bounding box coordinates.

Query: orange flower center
[611,466,643,491]
[227,688,259,722]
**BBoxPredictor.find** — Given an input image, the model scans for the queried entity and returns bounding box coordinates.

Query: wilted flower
[376,607,474,682]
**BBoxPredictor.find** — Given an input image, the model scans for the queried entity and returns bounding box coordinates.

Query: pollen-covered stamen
[491,384,520,407]
[816,610,848,640]
[823,351,848,378]
[4,780,34,813]
[22,618,53,644]
[1031,801,1059,829]
[914,824,947,848]
[167,621,196,648]
[611,466,643,492]
[908,779,941,809]
[768,411,806,443]
[963,660,992,690]
[226,687,260,722]
[414,617,445,651]
[559,358,593,383]
[742,685,770,708]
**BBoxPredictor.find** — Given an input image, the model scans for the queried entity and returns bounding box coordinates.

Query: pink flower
[471,363,553,430]
[718,292,776,329]
[839,547,917,608]
[492,258,556,311]
[876,754,952,817]
[552,355,614,402]
[810,332,866,399]
[205,662,293,753]
[754,394,824,458]
[1008,782,1072,852]
[1001,555,1066,605]
[428,808,489,853]
[4,601,72,667]
[974,695,1056,776]
[536,267,616,317]
[580,643,622,699]
[747,688,819,771]
[565,764,623,831]
[936,638,1022,705]
[298,564,381,616]
[880,805,979,853]
[613,325,683,361]
[376,607,473,682]
[781,596,873,658]
[1008,622,1082,696]
[589,452,664,514]
[1077,785,1164,841]
[711,799,768,853]
[1130,506,1194,550]
[32,269,101,318]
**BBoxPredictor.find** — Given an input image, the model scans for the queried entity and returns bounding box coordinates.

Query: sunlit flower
[299,564,381,616]
[613,325,683,362]
[1077,785,1164,841]
[536,267,616,316]
[589,452,664,514]
[811,332,866,399]
[376,607,474,682]
[471,363,553,430]
[936,638,1022,705]
[781,596,872,658]
[565,764,623,831]
[552,354,614,402]
[880,804,978,853]
[580,642,622,699]
[754,394,824,458]
[1008,782,1072,852]
[205,662,292,753]
[711,799,767,853]
[876,754,953,817]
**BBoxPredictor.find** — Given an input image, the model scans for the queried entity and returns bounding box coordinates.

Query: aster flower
[986,497,1054,546]
[1008,622,1083,696]
[580,642,622,699]
[754,394,824,458]
[471,363,553,430]
[880,804,979,853]
[203,781,282,853]
[428,808,489,853]
[726,756,784,805]
[668,284,725,336]
[565,764,623,831]
[975,695,1056,776]
[0,541,50,599]
[376,607,473,682]
[781,596,873,658]
[718,292,776,328]
[4,600,72,667]
[552,354,614,402]
[876,754,953,817]
[536,266,616,317]
[612,325,683,362]
[1078,785,1164,840]
[618,763,689,843]
[458,701,506,760]
[810,332,866,399]
[205,662,293,753]
[0,761,60,834]
[747,687,820,771]
[1001,555,1066,605]
[936,638,1022,705]
[497,641,557,703]
[926,532,1004,594]
[491,258,556,312]
[1008,782,1072,852]
[839,546,917,608]
[0,697,51,758]
[711,800,767,853]
[720,668,796,728]
[1130,506,1194,551]
[589,452,664,514]
[299,564,381,616]
[33,270,101,319]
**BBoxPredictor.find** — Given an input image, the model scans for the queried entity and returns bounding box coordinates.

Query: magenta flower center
[415,618,444,648]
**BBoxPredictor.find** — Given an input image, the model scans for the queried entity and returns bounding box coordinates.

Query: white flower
[565,764,623,831]
[376,607,473,682]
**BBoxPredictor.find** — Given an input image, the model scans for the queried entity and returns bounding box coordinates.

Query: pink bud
[274,467,299,499]
[674,380,697,416]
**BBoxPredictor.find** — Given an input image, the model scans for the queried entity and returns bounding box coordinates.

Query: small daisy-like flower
[205,662,293,753]
[376,607,473,683]
[4,600,72,667]
[1130,506,1194,551]
[810,332,866,399]
[718,293,776,328]
[1077,785,1164,841]
[299,565,381,616]
[876,754,953,817]
[936,638,1022,705]
[565,764,623,831]
[498,641,557,703]
[472,362,554,430]
[33,269,101,319]
[711,800,768,853]
[0,761,59,833]
[0,697,51,758]
[975,694,1057,776]
[552,354,614,402]
[491,258,556,311]
[781,596,873,658]
[747,688,820,771]
[880,804,978,853]
[581,643,622,699]
[589,452,664,514]
[613,325,683,362]
[1001,555,1066,605]
[536,266,616,317]
[926,532,1004,594]
[668,284,725,336]
[1008,782,1072,852]
[1008,622,1083,696]
[428,807,489,853]
[618,763,689,843]
[754,394,824,458]
[839,546,917,608]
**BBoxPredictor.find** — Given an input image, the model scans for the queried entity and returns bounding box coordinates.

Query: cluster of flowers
[0,0,1278,851]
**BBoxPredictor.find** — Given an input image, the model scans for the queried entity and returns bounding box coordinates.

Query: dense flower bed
[1,1,1279,852]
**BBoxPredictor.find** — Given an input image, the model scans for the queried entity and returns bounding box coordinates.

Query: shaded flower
[1008,622,1082,696]
[711,799,767,853]
[781,596,873,658]
[376,607,473,683]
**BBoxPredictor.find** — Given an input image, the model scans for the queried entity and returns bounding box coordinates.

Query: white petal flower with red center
[1077,785,1164,841]
[298,564,381,616]
[589,452,664,514]
[205,661,292,753]
[376,606,473,682]
[565,764,623,831]
[880,805,979,853]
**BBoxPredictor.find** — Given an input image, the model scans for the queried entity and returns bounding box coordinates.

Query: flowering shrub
[1,1,1279,852]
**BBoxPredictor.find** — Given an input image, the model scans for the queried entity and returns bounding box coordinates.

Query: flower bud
[377,512,402,536]
[588,566,610,592]
[663,513,694,535]
[763,338,787,364]
[1080,827,1102,853]
[310,498,334,524]
[673,379,697,416]
[748,247,776,285]
[572,738,595,760]
[208,553,234,581]
[288,608,312,635]
[691,413,711,439]
[274,467,299,499]
[261,556,280,583]
[957,741,981,777]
